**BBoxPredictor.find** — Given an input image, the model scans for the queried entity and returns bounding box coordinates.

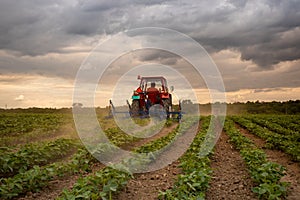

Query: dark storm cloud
[136,49,179,65]
[0,0,300,74]
[78,0,167,12]
[0,0,170,48]
[239,27,300,67]
[0,0,68,56]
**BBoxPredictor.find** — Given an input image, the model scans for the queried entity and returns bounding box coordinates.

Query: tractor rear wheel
[162,99,171,118]
[131,100,140,116]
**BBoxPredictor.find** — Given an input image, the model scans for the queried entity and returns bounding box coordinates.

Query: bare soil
[236,124,300,200]
[206,131,257,200]
[115,122,201,200]
[115,160,181,200]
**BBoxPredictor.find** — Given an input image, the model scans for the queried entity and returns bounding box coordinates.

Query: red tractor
[109,75,181,120]
[129,75,182,119]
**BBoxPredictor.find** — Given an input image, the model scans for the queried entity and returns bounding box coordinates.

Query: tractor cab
[139,77,167,93]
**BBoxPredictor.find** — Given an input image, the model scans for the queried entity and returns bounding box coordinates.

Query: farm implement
[109,75,182,121]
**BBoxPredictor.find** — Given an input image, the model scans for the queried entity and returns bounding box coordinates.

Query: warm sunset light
[0,1,299,108]
[0,2,300,199]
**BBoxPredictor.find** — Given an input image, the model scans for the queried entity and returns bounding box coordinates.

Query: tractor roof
[140,76,167,81]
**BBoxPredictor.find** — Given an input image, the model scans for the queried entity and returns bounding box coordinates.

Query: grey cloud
[0,0,300,77]
[176,0,300,68]
[228,0,247,8]
[78,0,165,12]
[220,61,300,92]
[136,49,179,65]
[64,14,103,36]
[0,0,71,56]
[91,0,300,69]
[239,27,300,67]
[0,50,81,79]
[66,0,170,37]
[79,0,125,12]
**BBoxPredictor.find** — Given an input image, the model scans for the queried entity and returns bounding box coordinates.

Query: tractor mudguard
[161,93,169,99]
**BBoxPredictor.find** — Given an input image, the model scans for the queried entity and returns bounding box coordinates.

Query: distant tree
[246,100,300,114]
[72,103,83,108]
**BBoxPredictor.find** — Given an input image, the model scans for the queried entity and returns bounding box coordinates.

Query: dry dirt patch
[206,131,257,200]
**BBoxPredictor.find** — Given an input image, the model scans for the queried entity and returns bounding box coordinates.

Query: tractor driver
[147,82,160,105]
[147,82,159,93]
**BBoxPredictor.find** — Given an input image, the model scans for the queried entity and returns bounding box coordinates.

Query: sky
[0,0,300,108]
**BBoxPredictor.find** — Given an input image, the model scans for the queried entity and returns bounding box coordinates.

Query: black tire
[162,99,171,118]
[131,100,140,116]
[162,99,169,111]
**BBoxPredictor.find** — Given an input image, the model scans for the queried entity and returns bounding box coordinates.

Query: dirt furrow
[236,124,300,200]
[115,160,181,200]
[206,131,257,200]
[115,122,200,200]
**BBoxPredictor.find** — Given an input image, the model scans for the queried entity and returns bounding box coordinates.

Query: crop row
[0,113,64,136]
[0,138,78,177]
[0,148,97,199]
[252,115,300,132]
[245,115,298,136]
[232,116,300,162]
[225,118,288,199]
[105,127,138,147]
[88,119,174,151]
[159,116,212,199]
[0,124,142,199]
[58,117,199,200]
[87,120,176,164]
